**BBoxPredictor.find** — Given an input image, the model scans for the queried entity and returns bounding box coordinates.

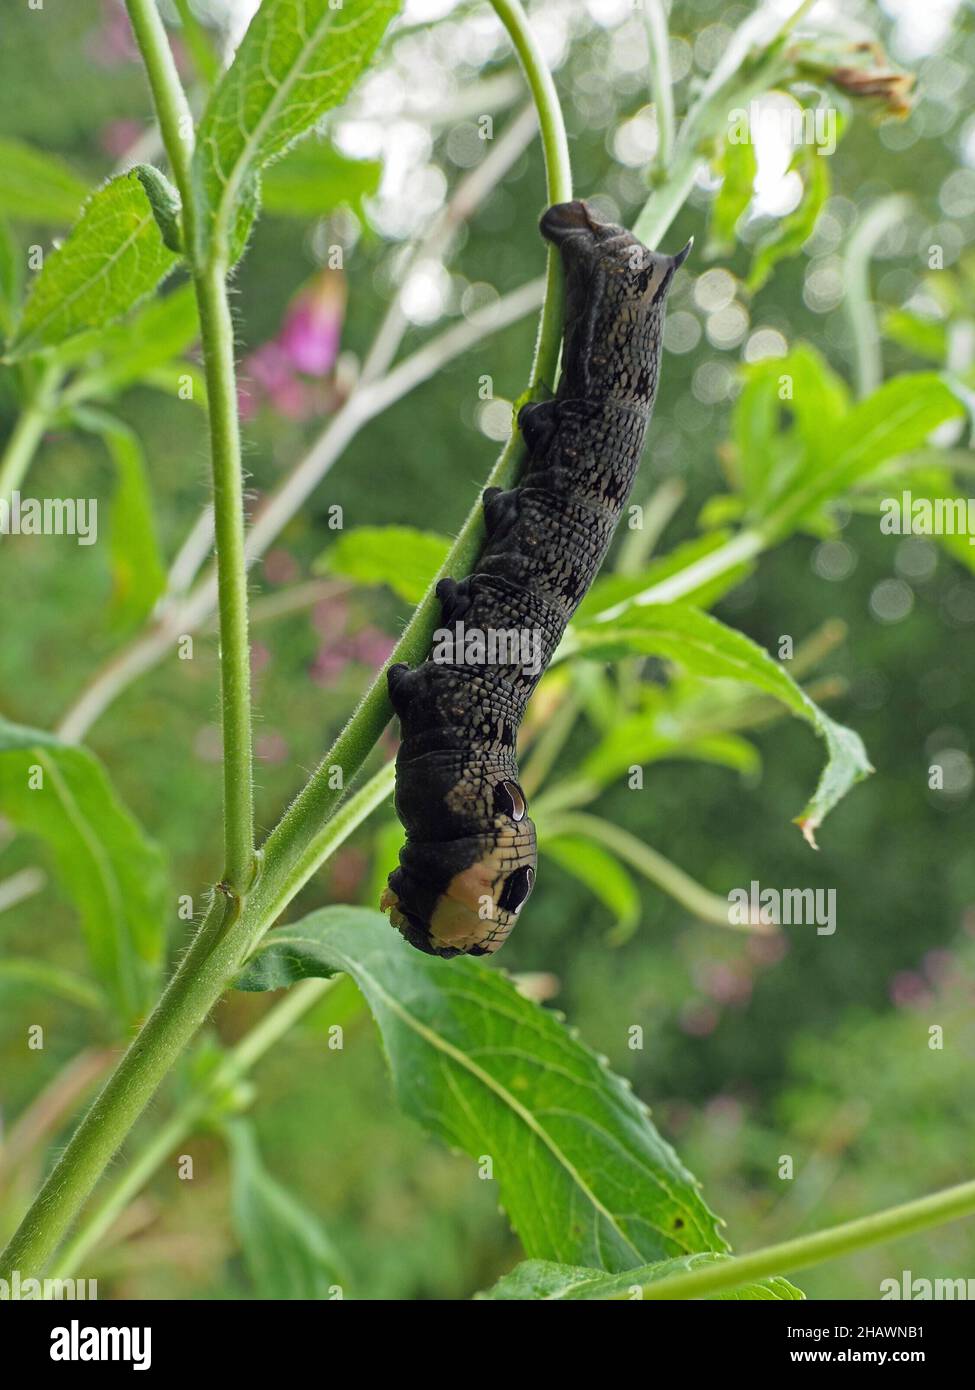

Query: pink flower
[239,343,314,421]
[100,119,143,159]
[264,549,300,586]
[889,971,932,1010]
[278,270,346,377]
[89,2,140,67]
[255,731,289,764]
[312,596,349,642]
[679,1001,720,1037]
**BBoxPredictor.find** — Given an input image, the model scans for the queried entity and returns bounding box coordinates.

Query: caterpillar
[381,198,690,958]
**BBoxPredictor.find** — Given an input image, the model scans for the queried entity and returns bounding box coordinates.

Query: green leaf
[192,0,400,263]
[57,283,199,401]
[237,908,728,1270]
[0,137,88,225]
[228,1120,345,1299]
[747,149,830,293]
[707,134,757,256]
[72,409,167,630]
[564,604,872,846]
[8,171,179,359]
[732,344,849,516]
[262,141,382,218]
[0,958,105,1014]
[540,835,640,940]
[479,1254,804,1301]
[578,531,754,620]
[581,712,760,787]
[0,718,168,1021]
[0,219,22,340]
[315,524,451,604]
[883,308,948,364]
[767,373,964,535]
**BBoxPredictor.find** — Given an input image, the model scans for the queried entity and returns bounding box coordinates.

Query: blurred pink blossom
[747,932,789,967]
[264,549,301,586]
[99,119,143,159]
[330,847,368,900]
[889,970,932,1009]
[250,641,271,676]
[255,731,289,764]
[679,1000,720,1037]
[89,1,140,67]
[278,270,347,376]
[312,596,349,641]
[239,271,346,422]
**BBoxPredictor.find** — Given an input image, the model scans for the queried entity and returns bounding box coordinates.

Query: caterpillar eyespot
[382,198,690,958]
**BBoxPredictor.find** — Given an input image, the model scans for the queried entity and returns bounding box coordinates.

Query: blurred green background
[1,0,974,1300]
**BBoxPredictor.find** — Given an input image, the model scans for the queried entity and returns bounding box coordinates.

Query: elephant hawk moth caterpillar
[381,199,690,958]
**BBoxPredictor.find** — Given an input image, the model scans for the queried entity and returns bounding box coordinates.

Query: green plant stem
[489,0,572,393]
[0,363,62,507]
[644,0,675,172]
[540,811,743,929]
[123,0,196,239]
[124,0,254,889]
[245,0,573,934]
[193,260,254,891]
[844,194,911,398]
[634,1178,975,1300]
[48,976,338,1280]
[633,0,807,248]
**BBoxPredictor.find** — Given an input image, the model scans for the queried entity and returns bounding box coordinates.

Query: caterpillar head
[381,805,537,958]
[540,199,691,407]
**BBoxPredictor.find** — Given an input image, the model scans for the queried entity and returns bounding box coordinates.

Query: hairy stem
[193,260,255,891]
[636,1178,975,1299]
[123,0,196,239]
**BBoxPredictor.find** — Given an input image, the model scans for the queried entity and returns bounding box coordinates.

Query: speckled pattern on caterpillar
[382,199,690,958]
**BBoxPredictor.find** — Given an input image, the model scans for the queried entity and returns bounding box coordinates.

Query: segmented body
[382,199,689,957]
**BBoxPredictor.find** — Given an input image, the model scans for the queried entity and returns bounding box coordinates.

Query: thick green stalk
[636,1178,975,1299]
[125,0,253,890]
[123,0,196,229]
[489,0,572,394]
[193,260,254,891]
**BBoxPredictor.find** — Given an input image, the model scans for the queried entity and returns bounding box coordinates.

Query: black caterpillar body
[382,199,689,957]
